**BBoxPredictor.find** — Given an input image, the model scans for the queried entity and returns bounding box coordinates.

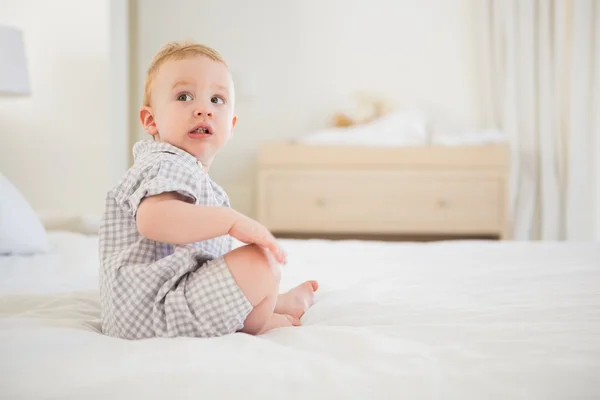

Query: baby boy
[98,41,318,339]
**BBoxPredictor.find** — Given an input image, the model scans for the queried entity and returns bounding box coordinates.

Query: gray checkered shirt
[99,140,238,339]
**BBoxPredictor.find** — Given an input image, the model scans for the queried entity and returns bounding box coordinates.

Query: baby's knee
[224,244,281,290]
[244,244,282,283]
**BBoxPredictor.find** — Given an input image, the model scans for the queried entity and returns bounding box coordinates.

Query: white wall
[134,0,481,217]
[595,1,600,241]
[0,0,110,218]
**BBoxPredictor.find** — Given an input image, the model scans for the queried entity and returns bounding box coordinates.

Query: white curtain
[476,0,599,241]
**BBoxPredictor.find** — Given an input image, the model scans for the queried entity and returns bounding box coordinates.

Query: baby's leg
[224,244,297,334]
[275,280,319,320]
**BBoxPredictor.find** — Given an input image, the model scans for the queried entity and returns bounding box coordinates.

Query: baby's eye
[211,96,224,104]
[177,93,193,101]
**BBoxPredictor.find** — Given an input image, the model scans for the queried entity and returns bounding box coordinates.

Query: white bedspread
[1,233,599,399]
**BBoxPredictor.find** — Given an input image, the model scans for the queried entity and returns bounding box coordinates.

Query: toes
[285,314,301,326]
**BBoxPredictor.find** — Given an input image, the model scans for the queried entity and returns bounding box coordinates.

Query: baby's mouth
[190,127,211,134]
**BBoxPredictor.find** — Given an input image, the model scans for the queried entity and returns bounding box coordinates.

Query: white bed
[1,231,599,399]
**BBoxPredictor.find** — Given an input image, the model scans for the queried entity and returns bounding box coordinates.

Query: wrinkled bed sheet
[1,232,599,399]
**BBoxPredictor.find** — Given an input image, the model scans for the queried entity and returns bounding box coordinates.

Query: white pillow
[0,174,49,255]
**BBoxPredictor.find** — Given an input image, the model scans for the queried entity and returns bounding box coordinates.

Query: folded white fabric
[0,174,49,255]
[295,110,430,147]
[295,110,507,147]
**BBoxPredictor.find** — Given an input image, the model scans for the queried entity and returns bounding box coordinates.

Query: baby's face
[142,56,236,166]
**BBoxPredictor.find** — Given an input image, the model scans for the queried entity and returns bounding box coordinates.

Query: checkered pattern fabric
[99,140,252,339]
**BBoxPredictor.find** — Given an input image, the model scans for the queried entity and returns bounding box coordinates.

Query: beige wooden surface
[259,142,509,169]
[257,142,511,240]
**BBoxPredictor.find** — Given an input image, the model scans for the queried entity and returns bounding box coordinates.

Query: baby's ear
[229,115,237,135]
[140,106,158,136]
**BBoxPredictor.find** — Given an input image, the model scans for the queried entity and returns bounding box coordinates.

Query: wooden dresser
[256,142,511,240]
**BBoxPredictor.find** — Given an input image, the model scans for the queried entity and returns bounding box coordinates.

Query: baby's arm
[136,192,286,263]
[137,192,235,244]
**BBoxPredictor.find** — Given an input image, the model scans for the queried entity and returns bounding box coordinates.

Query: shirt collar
[132,140,199,166]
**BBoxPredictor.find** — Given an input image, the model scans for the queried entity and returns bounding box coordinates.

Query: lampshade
[0,25,30,96]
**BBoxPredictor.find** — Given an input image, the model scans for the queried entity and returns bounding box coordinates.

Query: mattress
[0,232,599,399]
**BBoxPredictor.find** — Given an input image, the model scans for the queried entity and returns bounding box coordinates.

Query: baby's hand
[229,213,287,264]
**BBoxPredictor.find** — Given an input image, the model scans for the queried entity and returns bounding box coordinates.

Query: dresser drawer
[258,170,505,235]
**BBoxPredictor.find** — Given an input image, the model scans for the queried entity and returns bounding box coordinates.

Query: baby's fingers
[275,248,287,265]
[253,234,277,257]
[255,230,284,263]
[262,238,286,265]
[269,243,287,265]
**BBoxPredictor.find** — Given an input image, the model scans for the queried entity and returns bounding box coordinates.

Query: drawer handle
[437,199,449,208]
[315,198,327,207]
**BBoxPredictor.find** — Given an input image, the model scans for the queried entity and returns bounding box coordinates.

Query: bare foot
[275,280,319,320]
[260,313,300,334]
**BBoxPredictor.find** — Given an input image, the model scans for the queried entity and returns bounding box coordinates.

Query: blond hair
[143,41,227,107]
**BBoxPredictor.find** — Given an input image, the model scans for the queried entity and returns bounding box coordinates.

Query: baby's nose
[194,104,213,117]
[195,109,213,117]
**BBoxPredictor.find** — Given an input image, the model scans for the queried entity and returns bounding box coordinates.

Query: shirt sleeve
[114,155,201,218]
